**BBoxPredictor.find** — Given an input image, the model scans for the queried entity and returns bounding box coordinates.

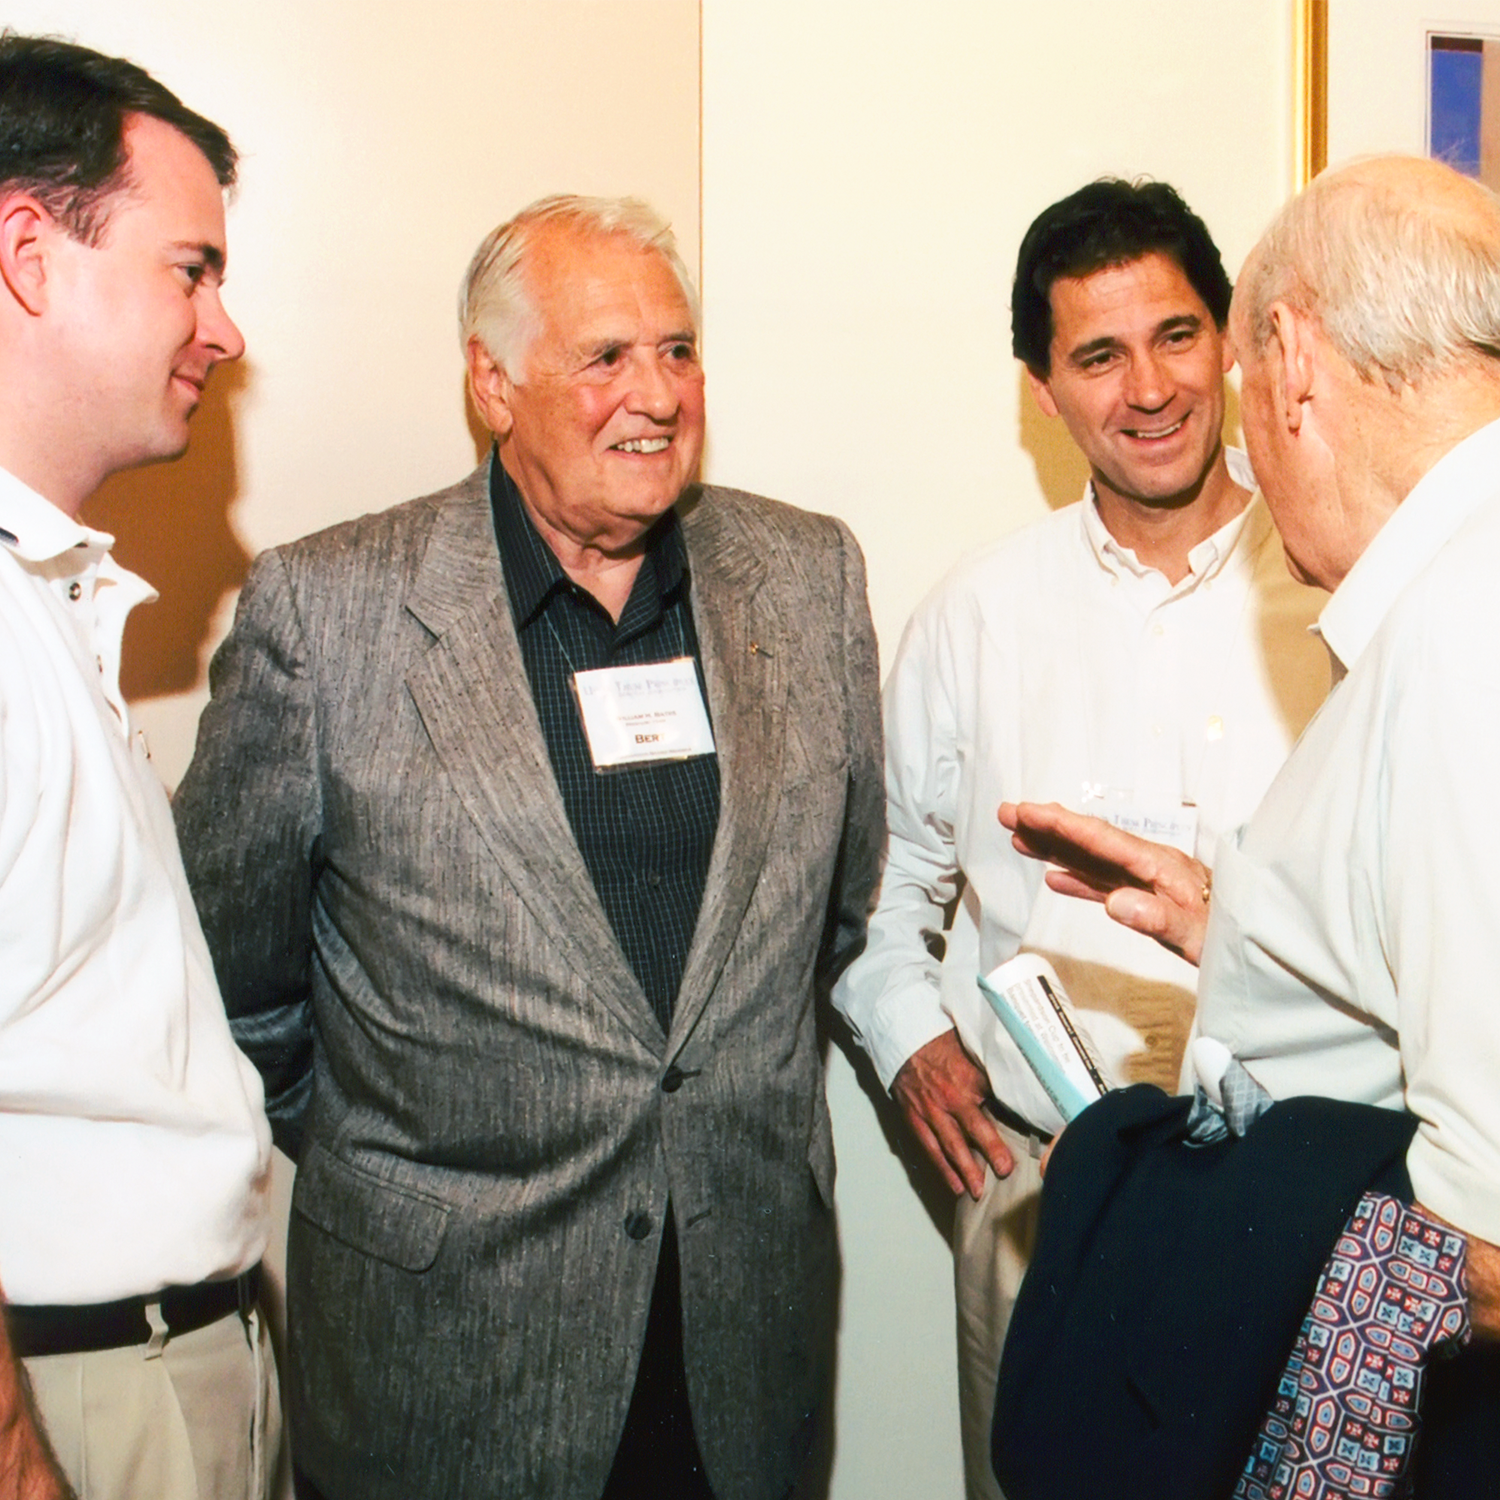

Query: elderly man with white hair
[1000,154,1500,1492]
[173,194,883,1500]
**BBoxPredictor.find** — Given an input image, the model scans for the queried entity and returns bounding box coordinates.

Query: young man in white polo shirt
[0,34,275,1500]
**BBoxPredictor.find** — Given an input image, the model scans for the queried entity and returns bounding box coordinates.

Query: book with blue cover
[974,953,1114,1136]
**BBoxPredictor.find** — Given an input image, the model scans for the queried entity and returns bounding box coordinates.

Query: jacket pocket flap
[292,1143,451,1271]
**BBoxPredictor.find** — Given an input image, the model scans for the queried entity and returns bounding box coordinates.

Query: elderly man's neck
[1375,367,1500,507]
[513,494,653,622]
[1092,446,1251,585]
[1316,365,1500,591]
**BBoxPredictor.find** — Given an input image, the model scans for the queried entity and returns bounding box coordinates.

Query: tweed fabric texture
[174,461,883,1500]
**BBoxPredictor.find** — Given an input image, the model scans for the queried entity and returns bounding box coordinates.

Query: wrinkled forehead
[521,223,697,333]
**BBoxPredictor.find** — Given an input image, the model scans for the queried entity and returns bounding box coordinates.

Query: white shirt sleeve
[832,599,966,1089]
[1386,606,1500,1242]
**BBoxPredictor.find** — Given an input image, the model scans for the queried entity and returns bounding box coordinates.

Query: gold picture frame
[1295,0,1329,187]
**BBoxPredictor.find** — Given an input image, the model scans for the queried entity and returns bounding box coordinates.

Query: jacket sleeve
[815,517,885,994]
[174,548,322,1160]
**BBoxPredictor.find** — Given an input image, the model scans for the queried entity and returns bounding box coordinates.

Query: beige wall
[8,0,702,788]
[8,3,1302,1496]
[699,4,1296,1494]
[6,5,699,1495]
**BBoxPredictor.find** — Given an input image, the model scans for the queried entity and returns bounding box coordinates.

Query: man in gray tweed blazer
[173,194,883,1500]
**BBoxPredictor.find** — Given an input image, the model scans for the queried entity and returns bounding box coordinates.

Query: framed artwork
[1296,0,1500,186]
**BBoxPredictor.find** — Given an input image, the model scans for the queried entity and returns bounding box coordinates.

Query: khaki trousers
[24,1304,280,1500]
[953,1124,1043,1500]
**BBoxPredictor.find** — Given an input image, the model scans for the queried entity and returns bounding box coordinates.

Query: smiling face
[475,224,705,557]
[47,113,244,482]
[1029,251,1233,515]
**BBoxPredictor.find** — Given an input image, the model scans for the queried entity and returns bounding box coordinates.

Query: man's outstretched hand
[998,801,1212,966]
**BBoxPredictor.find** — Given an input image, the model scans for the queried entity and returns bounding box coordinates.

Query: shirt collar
[1081,445,1258,588]
[1317,414,1500,674]
[0,464,113,565]
[489,452,687,629]
[0,464,157,612]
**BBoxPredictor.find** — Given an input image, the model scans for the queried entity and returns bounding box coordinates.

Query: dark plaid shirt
[491,459,720,1031]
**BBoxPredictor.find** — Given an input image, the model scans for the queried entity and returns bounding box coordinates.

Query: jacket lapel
[669,492,789,1048]
[402,463,660,1053]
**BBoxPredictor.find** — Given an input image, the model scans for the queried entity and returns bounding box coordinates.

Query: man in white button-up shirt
[1005,154,1500,1487]
[0,35,275,1500]
[832,180,1328,1500]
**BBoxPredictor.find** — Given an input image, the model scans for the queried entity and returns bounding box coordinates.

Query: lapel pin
[749,641,774,658]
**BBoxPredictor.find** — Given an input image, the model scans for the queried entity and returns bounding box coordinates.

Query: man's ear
[1026,366,1062,420]
[465,337,515,439]
[0,194,53,316]
[1267,301,1316,435]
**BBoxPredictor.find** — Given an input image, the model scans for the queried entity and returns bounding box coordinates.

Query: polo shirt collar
[0,465,111,564]
[1081,445,1258,589]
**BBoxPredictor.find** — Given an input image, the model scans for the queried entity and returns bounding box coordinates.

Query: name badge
[1080,784,1199,857]
[573,657,717,770]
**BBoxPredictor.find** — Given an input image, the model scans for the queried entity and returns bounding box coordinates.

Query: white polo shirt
[0,466,270,1305]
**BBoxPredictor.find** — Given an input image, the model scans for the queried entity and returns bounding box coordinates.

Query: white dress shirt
[0,466,270,1305]
[834,452,1330,1111]
[1197,417,1500,1245]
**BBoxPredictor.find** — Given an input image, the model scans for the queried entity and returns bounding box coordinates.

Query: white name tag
[1080,785,1199,857]
[573,657,717,770]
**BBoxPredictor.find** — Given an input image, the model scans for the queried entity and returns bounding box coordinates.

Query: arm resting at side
[0,1292,73,1500]
[813,518,886,994]
[174,550,322,1161]
[891,1030,1014,1199]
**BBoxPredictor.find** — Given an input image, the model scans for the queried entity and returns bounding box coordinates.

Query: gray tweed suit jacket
[173,460,884,1500]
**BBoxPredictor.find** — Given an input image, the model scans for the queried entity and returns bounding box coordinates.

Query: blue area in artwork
[1432,46,1482,177]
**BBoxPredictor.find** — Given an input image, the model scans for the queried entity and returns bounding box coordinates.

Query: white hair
[1237,156,1500,390]
[457,194,700,379]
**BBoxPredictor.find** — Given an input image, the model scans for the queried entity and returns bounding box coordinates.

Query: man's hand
[1464,1228,1500,1341]
[1422,1211,1500,1342]
[891,1030,1014,1199]
[0,1305,73,1500]
[999,801,1212,966]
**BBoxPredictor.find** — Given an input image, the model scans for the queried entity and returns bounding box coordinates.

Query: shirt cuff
[1406,1129,1500,1246]
[862,993,957,1093]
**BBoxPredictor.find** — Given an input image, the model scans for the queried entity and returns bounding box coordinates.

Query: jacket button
[624,1210,654,1241]
[661,1065,685,1093]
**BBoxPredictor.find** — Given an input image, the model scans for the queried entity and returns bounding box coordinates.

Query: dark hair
[0,31,236,245]
[1011,178,1232,375]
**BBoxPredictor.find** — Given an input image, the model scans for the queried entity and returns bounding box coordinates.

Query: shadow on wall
[1015,374,1089,513]
[820,1009,959,1249]
[79,362,252,703]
